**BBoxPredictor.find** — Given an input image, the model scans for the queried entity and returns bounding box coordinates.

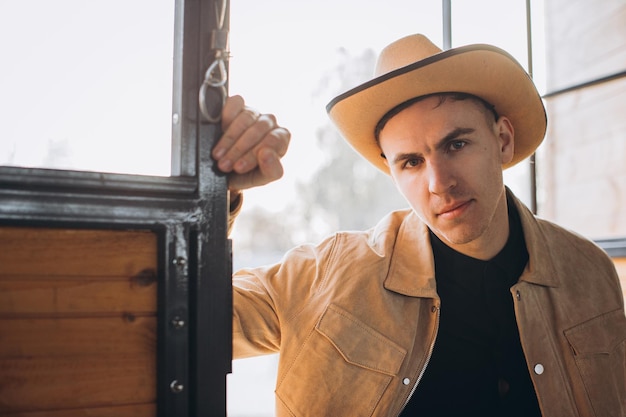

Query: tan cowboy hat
[326,34,547,174]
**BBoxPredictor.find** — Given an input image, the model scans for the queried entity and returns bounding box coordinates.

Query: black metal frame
[0,0,231,415]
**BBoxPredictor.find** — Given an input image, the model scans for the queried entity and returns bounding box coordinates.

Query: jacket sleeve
[227,192,244,236]
[232,235,339,359]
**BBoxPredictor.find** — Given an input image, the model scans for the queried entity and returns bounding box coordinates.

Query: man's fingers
[230,125,290,174]
[257,147,284,183]
[220,95,245,129]
[215,95,290,192]
[228,148,284,192]
[213,108,262,164]
[269,126,290,158]
[213,95,257,161]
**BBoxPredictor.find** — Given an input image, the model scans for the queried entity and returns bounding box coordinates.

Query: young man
[213,34,626,416]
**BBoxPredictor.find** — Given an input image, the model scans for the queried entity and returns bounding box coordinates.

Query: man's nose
[427,159,456,195]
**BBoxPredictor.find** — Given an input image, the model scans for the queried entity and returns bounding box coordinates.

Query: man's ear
[497,116,515,165]
[380,152,391,168]
[380,152,398,184]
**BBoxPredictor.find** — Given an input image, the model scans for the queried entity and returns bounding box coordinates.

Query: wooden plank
[0,227,157,277]
[0,356,156,413]
[541,78,626,238]
[0,226,160,414]
[0,316,156,357]
[545,0,626,91]
[1,403,156,417]
[0,277,157,315]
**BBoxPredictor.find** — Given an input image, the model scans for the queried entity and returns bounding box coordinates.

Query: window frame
[0,0,232,415]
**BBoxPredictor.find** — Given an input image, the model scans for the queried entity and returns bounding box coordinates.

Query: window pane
[227,2,445,415]
[451,0,547,206]
[0,1,174,176]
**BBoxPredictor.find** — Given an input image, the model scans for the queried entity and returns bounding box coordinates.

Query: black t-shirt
[400,201,541,417]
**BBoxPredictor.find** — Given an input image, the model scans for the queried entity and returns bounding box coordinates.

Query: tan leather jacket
[232,192,626,416]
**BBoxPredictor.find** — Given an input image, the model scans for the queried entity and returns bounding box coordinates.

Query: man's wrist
[229,190,243,213]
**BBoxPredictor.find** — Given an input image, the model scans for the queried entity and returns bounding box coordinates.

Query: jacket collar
[509,191,560,288]
[382,188,559,298]
[383,211,438,298]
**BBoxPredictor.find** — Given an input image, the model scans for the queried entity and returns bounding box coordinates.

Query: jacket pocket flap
[316,304,406,375]
[564,309,626,355]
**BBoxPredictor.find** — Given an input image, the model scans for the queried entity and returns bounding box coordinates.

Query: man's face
[379,96,515,259]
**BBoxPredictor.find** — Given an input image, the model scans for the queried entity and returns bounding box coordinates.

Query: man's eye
[403,158,422,168]
[449,140,466,151]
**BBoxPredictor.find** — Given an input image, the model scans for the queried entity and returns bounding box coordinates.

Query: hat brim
[326,44,547,174]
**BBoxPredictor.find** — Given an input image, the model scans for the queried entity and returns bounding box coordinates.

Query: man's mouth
[437,200,473,219]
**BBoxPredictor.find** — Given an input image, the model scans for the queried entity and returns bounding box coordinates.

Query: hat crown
[328,33,547,174]
[374,34,443,77]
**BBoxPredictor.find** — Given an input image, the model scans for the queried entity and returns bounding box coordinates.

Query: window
[226,1,543,415]
[0,1,174,176]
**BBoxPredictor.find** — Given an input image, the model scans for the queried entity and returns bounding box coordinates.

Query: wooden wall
[539,0,626,240]
[543,0,626,92]
[0,227,158,416]
[540,0,626,298]
[540,77,626,238]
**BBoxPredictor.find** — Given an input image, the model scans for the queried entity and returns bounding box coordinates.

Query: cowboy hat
[326,34,546,174]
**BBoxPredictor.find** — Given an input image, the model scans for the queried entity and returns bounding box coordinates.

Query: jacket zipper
[397,303,440,415]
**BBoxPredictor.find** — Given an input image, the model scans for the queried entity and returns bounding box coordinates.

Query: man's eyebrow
[391,152,420,165]
[435,127,475,151]
[390,127,476,165]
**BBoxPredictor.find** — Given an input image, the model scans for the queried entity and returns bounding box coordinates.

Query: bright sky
[0,1,174,175]
[0,0,545,212]
[228,0,545,210]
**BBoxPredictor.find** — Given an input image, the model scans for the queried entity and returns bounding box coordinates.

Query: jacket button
[402,378,411,385]
[534,364,544,375]
[516,290,521,300]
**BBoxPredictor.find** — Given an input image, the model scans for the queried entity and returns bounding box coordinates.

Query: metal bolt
[173,257,187,266]
[171,316,185,329]
[170,380,184,393]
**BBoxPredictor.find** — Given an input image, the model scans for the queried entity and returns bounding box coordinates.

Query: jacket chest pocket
[276,304,406,417]
[564,309,626,417]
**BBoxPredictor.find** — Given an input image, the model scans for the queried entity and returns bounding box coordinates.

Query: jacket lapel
[381,189,560,296]
[510,192,560,288]
[383,211,439,298]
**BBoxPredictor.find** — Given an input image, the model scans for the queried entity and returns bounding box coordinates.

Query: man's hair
[374,92,500,146]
